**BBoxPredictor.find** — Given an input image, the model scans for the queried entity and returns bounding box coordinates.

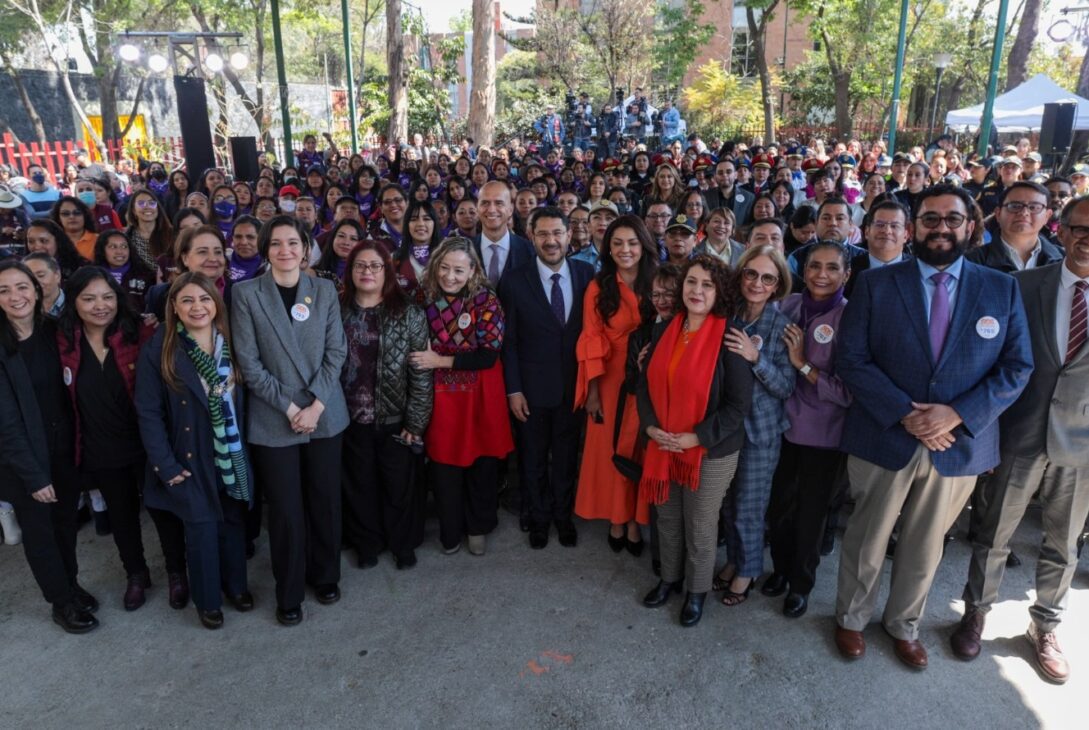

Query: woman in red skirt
[409,237,513,556]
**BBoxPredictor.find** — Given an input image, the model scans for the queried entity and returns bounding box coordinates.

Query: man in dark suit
[951,198,1089,683]
[844,199,913,298]
[833,185,1034,669]
[703,158,755,226]
[500,206,594,549]
[967,181,1064,274]
[474,181,535,287]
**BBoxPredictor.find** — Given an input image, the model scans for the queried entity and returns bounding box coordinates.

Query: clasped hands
[901,401,962,452]
[646,426,700,453]
[287,400,325,435]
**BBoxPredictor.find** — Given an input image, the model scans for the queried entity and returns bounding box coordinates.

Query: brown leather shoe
[891,637,929,670]
[951,608,985,661]
[834,626,866,659]
[1026,623,1069,684]
[123,570,151,612]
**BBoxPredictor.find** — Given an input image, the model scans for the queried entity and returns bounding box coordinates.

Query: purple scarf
[108,263,130,284]
[799,288,844,330]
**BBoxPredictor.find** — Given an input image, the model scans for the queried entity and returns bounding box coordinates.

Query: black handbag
[610,384,644,482]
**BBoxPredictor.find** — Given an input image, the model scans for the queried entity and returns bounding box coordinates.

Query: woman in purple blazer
[764,240,853,619]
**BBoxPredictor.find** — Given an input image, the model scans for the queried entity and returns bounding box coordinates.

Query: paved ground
[2,501,1086,729]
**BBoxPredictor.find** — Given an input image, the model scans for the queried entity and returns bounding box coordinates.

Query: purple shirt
[780,294,852,448]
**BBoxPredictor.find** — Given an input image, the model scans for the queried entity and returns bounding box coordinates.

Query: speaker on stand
[1039,102,1077,174]
[173,75,217,180]
[230,137,259,182]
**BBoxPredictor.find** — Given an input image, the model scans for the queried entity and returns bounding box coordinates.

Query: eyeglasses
[1063,224,1089,240]
[999,201,1047,215]
[916,212,967,229]
[869,221,904,231]
[135,199,158,209]
[646,213,672,220]
[352,262,386,273]
[742,268,779,287]
[58,209,82,217]
[382,197,405,206]
[649,291,674,302]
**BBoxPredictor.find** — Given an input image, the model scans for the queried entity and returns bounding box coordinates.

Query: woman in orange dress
[574,215,658,554]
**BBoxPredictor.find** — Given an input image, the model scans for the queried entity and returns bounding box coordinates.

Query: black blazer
[0,328,55,497]
[636,319,754,458]
[473,231,535,283]
[500,258,594,409]
[965,234,1065,274]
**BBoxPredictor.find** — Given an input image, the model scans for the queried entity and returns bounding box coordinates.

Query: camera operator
[534,104,567,157]
[597,103,621,159]
[572,92,596,153]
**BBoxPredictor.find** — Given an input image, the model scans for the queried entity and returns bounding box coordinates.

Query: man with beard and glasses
[831,185,1034,670]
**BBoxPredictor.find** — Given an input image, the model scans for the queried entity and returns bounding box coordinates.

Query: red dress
[574,277,647,524]
[424,289,513,467]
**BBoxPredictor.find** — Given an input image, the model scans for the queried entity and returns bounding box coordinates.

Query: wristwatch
[799,362,813,376]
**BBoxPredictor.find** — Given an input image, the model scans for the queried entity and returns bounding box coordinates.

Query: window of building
[731,29,756,78]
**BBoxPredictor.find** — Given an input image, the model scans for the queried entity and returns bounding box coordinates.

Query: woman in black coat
[135,272,254,630]
[0,259,96,633]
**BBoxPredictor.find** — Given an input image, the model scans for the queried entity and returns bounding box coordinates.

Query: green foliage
[1027,43,1083,94]
[448,8,473,33]
[683,61,765,137]
[652,0,715,91]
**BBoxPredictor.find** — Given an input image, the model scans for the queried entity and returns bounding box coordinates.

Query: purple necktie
[488,244,501,286]
[550,273,565,323]
[929,272,951,363]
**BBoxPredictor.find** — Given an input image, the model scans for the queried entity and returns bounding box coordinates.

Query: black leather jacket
[343,302,433,435]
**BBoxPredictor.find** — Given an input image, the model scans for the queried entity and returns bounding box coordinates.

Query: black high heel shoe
[721,578,753,607]
[607,531,625,553]
[625,536,644,557]
[680,592,707,626]
[643,580,681,607]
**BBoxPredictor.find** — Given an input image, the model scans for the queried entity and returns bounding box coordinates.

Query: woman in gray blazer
[231,215,349,626]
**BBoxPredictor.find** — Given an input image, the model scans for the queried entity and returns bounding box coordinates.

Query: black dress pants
[341,421,416,560]
[83,463,186,577]
[431,457,500,550]
[182,494,248,612]
[514,403,581,528]
[251,435,343,610]
[1,453,80,606]
[767,439,846,596]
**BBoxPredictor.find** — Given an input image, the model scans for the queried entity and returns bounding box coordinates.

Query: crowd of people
[0,125,1087,687]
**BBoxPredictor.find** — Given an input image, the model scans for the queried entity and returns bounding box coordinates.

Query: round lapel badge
[291,303,311,322]
[813,324,835,344]
[750,334,764,351]
[976,316,1000,339]
[457,312,473,330]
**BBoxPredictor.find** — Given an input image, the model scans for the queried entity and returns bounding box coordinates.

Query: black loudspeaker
[1039,102,1077,155]
[230,137,259,182]
[173,75,216,180]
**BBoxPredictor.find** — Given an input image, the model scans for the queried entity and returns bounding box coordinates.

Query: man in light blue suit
[831,185,1034,669]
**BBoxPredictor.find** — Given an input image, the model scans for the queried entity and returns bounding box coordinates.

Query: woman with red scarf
[637,255,753,627]
[409,237,512,556]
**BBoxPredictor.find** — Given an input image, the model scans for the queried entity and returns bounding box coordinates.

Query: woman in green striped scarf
[135,271,254,630]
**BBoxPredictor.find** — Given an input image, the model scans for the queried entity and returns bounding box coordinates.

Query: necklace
[682,317,691,345]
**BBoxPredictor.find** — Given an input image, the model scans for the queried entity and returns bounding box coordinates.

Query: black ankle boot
[680,592,707,626]
[642,580,681,607]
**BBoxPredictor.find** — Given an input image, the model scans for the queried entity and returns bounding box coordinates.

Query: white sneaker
[0,507,21,546]
[467,534,486,556]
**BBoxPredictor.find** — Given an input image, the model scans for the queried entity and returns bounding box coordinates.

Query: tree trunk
[747,4,778,145]
[468,0,496,147]
[833,71,851,138]
[386,0,408,143]
[2,52,48,145]
[1005,0,1041,91]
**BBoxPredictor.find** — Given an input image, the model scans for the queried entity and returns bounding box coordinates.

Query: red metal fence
[0,133,187,178]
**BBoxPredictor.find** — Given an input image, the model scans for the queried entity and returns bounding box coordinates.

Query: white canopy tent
[944,74,1089,132]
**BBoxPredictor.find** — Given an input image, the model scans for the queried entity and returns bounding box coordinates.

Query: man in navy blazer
[474,181,535,287]
[500,206,594,549]
[832,185,1034,669]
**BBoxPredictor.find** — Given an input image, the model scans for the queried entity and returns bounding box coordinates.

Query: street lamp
[929,52,953,140]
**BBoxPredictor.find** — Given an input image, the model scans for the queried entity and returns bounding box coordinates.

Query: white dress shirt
[537,256,573,323]
[1000,236,1042,271]
[1055,262,1089,358]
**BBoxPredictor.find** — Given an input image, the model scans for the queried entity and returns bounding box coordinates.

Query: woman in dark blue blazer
[135,272,254,630]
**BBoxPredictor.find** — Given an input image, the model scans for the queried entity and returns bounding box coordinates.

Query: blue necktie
[550,273,565,323]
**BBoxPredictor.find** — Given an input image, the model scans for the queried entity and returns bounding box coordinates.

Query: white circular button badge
[458,312,473,330]
[813,324,835,344]
[750,334,764,351]
[291,303,311,322]
[976,316,1000,339]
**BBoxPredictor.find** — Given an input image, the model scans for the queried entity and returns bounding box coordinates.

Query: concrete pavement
[2,503,1085,728]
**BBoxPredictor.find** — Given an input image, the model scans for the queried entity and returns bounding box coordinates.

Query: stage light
[119,43,140,62]
[148,53,169,73]
[229,51,249,70]
[205,52,224,72]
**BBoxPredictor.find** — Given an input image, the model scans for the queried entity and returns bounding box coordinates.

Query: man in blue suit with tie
[474,181,535,289]
[500,207,594,549]
[832,185,1034,669]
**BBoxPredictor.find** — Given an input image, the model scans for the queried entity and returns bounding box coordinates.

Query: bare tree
[1005,0,1041,91]
[746,0,781,144]
[355,0,385,109]
[387,0,408,142]
[574,0,652,97]
[468,0,496,146]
